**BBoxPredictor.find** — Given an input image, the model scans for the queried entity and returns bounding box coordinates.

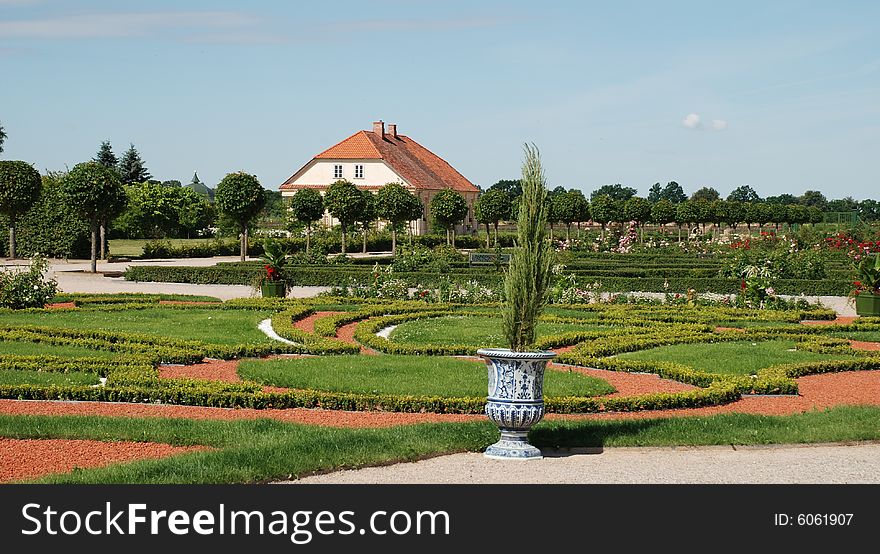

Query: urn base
[484,430,542,460]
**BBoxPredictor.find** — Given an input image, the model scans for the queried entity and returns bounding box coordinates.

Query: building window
[354,164,364,179]
[334,165,343,179]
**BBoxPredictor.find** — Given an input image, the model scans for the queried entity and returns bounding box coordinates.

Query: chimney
[373,120,385,139]
[388,123,397,138]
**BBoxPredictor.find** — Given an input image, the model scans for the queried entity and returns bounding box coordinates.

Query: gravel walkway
[0,438,207,482]
[288,442,880,484]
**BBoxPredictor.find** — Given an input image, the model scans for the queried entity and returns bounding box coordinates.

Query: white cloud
[0,12,260,39]
[711,119,728,131]
[682,113,701,129]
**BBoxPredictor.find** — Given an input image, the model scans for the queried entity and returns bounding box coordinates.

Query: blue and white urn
[477,348,556,460]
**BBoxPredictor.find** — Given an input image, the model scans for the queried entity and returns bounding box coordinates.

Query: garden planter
[855,293,880,317]
[261,281,286,298]
[477,348,555,460]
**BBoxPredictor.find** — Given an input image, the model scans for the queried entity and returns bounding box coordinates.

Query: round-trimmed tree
[323,179,365,254]
[60,162,123,272]
[288,188,324,253]
[474,188,512,247]
[589,194,618,239]
[376,182,419,254]
[357,191,377,254]
[0,161,42,259]
[215,172,266,261]
[622,196,652,243]
[430,188,469,247]
[650,199,677,236]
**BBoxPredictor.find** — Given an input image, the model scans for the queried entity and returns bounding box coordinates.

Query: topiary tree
[622,196,652,243]
[323,179,365,254]
[288,188,324,254]
[404,192,424,245]
[690,186,720,202]
[551,190,581,241]
[502,144,553,351]
[430,188,469,247]
[60,162,124,272]
[376,182,420,254]
[650,199,677,236]
[215,172,266,261]
[570,189,590,236]
[357,191,377,254]
[0,161,42,259]
[589,194,618,240]
[676,200,701,241]
[474,188,512,247]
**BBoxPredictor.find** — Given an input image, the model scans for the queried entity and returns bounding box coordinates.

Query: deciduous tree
[60,162,123,272]
[215,172,266,261]
[376,182,420,254]
[323,180,365,254]
[0,161,42,258]
[430,188,469,247]
[288,188,324,253]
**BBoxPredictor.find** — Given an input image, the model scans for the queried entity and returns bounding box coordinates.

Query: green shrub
[0,256,58,309]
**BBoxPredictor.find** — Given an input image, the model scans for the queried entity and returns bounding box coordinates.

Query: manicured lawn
[238,354,616,397]
[109,238,230,258]
[617,340,851,376]
[0,369,99,386]
[0,308,273,346]
[3,406,880,482]
[0,341,118,358]
[827,330,880,342]
[389,315,607,348]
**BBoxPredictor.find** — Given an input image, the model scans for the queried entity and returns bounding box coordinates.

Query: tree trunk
[306,224,311,254]
[566,223,571,241]
[362,226,368,254]
[240,226,247,262]
[549,222,554,240]
[446,228,451,246]
[8,220,15,259]
[451,228,456,249]
[485,223,491,249]
[100,222,107,260]
[391,229,397,255]
[493,222,499,245]
[341,230,347,254]
[90,223,98,273]
[576,221,581,238]
[678,225,682,243]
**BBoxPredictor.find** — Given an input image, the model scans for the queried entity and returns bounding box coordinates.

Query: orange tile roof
[280,128,478,193]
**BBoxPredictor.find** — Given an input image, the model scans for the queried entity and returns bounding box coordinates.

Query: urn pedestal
[261,281,286,298]
[477,348,555,460]
[855,293,880,317]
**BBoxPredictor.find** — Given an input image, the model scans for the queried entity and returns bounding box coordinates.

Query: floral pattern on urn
[478,348,555,460]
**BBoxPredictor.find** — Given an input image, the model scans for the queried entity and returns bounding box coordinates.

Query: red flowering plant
[852,253,880,298]
[256,239,289,290]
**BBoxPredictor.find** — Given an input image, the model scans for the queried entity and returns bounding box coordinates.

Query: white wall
[287,159,404,189]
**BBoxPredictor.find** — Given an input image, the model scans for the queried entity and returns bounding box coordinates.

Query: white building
[279,121,479,235]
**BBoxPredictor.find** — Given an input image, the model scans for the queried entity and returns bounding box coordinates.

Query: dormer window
[334,165,343,179]
[354,164,364,179]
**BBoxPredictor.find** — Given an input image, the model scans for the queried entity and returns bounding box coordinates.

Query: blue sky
[1,0,878,199]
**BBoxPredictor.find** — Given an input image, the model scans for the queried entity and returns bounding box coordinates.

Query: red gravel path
[159,359,241,382]
[3,369,879,427]
[0,438,208,482]
[850,340,880,351]
[336,321,379,355]
[47,302,75,309]
[295,311,344,334]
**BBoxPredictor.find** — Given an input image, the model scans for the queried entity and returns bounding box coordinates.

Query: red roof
[280,129,478,193]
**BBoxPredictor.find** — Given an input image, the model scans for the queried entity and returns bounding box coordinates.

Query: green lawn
[3,406,880,482]
[238,354,616,397]
[617,340,851,376]
[828,330,880,342]
[0,308,273,346]
[109,238,228,258]
[0,340,119,358]
[0,369,99,386]
[389,315,606,348]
